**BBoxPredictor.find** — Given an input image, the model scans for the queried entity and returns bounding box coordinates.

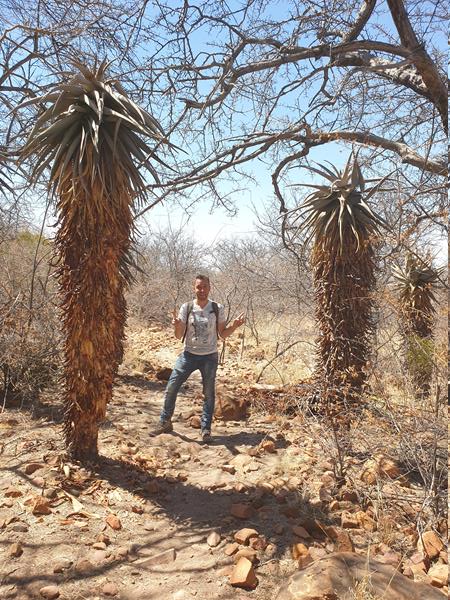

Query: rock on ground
[275,552,444,600]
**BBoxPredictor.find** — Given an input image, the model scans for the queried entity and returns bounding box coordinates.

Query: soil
[0,324,447,599]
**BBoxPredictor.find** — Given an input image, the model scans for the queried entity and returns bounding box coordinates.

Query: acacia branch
[386,0,447,132]
[341,0,377,42]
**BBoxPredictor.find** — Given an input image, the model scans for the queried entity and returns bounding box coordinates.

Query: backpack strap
[181,301,193,343]
[211,301,219,338]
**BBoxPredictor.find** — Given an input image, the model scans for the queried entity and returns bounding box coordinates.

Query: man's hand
[219,312,245,339]
[172,308,182,326]
[172,308,185,340]
[231,313,245,329]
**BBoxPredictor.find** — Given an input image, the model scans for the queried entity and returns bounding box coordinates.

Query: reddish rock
[291,543,309,560]
[230,557,258,589]
[215,390,247,420]
[292,525,311,539]
[235,547,258,563]
[249,536,268,551]
[4,487,23,497]
[32,497,52,516]
[190,415,201,429]
[24,463,45,475]
[341,512,359,529]
[9,542,23,557]
[261,440,276,453]
[234,528,259,545]
[418,531,444,560]
[224,542,239,556]
[39,586,60,599]
[355,510,377,532]
[325,526,354,553]
[428,563,448,587]
[105,513,122,530]
[102,582,119,596]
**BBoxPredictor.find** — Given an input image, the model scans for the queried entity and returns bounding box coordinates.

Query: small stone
[97,533,111,545]
[418,531,444,560]
[5,487,23,497]
[24,463,44,475]
[234,528,259,545]
[428,563,448,587]
[76,559,94,572]
[43,488,58,499]
[292,525,311,539]
[90,550,107,564]
[291,543,309,560]
[207,531,221,547]
[39,586,60,599]
[264,543,277,558]
[92,542,107,550]
[339,489,358,502]
[10,542,23,557]
[249,536,267,551]
[230,557,258,589]
[190,415,201,429]
[11,523,28,532]
[341,512,359,529]
[53,559,72,573]
[105,513,122,530]
[376,550,402,567]
[102,582,119,596]
[221,464,236,474]
[224,543,239,556]
[234,482,248,493]
[261,440,276,453]
[230,503,253,519]
[32,496,52,515]
[355,510,377,532]
[234,548,258,563]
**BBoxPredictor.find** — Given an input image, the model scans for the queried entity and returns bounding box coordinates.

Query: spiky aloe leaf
[392,255,443,307]
[20,60,173,205]
[292,154,388,249]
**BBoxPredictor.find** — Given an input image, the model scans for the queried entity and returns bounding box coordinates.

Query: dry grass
[350,576,382,600]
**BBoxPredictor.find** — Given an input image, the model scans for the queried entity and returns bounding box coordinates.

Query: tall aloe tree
[392,255,442,397]
[21,61,170,460]
[293,154,387,416]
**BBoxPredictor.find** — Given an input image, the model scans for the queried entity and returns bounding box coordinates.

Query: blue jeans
[160,351,219,431]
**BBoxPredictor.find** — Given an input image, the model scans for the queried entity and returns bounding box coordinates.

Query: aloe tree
[392,255,442,397]
[21,61,170,460]
[293,154,387,416]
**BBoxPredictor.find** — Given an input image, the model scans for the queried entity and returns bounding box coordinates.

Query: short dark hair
[195,274,210,284]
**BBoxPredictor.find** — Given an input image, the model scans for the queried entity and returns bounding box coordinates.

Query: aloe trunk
[21,62,170,460]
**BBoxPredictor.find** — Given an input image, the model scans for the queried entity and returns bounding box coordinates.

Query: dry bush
[0,231,61,408]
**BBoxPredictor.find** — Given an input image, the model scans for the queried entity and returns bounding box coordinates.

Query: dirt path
[1,354,447,599]
[1,366,314,600]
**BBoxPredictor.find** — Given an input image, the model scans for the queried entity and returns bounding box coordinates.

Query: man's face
[194,278,210,302]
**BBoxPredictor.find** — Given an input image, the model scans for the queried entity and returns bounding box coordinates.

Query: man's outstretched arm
[218,313,245,339]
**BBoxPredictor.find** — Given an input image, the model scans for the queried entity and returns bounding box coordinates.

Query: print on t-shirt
[179,300,225,355]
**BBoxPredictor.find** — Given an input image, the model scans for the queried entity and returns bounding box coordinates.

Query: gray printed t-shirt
[179,300,226,355]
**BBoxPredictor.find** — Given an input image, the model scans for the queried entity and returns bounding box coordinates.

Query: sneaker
[201,430,212,444]
[150,420,173,436]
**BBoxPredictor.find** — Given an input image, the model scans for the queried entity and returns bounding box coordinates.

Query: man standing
[151,274,245,443]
